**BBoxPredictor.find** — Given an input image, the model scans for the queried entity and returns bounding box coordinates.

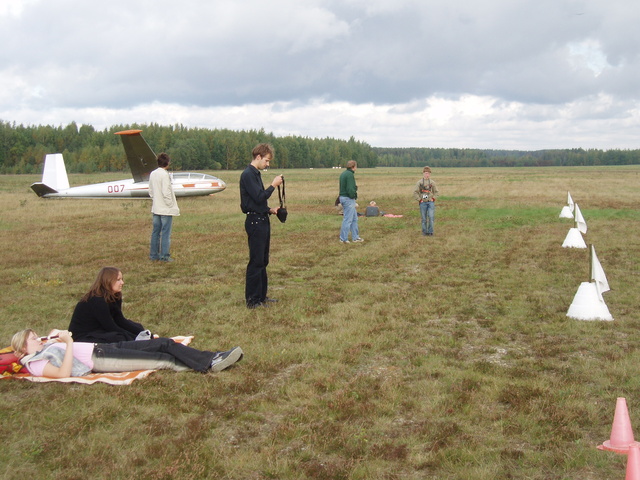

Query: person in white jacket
[148,153,180,262]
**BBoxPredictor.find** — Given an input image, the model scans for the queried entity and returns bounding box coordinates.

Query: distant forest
[1,121,638,174]
[375,146,640,168]
[0,121,378,174]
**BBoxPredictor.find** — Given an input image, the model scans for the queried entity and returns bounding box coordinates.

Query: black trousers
[245,214,270,306]
[93,338,216,373]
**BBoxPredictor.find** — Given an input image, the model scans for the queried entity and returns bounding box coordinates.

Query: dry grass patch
[1,166,639,479]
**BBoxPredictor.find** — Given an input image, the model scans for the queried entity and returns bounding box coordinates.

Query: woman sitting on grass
[68,267,153,343]
[11,329,243,378]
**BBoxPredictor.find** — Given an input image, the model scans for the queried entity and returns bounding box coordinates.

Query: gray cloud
[1,0,639,149]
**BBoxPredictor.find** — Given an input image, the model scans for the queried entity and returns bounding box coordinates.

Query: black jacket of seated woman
[68,267,147,343]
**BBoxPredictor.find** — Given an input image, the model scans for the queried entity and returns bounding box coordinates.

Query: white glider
[30,129,226,199]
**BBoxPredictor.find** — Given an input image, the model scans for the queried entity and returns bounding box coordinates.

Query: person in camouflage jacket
[413,166,439,236]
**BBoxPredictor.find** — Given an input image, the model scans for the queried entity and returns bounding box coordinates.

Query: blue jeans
[339,196,359,241]
[91,338,216,373]
[150,214,173,260]
[419,201,435,235]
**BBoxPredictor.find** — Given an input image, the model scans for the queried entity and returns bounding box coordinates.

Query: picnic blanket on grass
[1,335,194,385]
[16,369,157,385]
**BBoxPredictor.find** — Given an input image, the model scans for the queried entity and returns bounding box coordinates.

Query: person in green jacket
[338,160,363,243]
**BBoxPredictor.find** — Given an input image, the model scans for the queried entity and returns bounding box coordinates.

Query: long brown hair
[81,267,122,303]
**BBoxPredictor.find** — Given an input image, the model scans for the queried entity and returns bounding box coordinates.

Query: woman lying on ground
[68,267,154,343]
[11,329,243,378]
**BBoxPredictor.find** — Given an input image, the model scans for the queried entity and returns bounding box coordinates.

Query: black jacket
[239,164,274,214]
[68,296,145,343]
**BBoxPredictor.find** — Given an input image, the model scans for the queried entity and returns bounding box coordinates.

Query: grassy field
[1,165,639,479]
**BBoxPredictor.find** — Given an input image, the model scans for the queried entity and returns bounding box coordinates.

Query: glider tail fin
[115,129,157,183]
[30,153,69,197]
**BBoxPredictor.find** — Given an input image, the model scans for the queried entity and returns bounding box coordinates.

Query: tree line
[1,120,639,174]
[0,121,378,174]
[374,146,640,168]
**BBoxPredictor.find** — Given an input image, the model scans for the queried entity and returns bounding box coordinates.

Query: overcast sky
[1,0,639,150]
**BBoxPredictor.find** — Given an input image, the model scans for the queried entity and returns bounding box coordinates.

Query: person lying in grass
[67,266,153,343]
[11,329,243,378]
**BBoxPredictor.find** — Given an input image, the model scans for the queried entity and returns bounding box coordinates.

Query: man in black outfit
[239,144,284,309]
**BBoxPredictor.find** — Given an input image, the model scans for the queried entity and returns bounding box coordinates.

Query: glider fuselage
[30,129,227,199]
[33,173,225,198]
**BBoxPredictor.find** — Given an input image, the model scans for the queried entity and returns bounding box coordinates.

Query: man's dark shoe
[210,347,244,372]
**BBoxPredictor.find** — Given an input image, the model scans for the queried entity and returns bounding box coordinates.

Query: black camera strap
[275,177,288,223]
[278,177,286,209]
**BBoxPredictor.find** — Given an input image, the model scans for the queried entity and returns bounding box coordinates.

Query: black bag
[276,177,287,223]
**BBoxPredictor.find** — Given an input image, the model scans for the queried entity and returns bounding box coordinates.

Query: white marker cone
[562,228,587,248]
[567,282,613,321]
[559,206,573,218]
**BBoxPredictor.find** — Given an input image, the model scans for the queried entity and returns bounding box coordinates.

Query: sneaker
[352,237,364,242]
[264,297,278,303]
[340,240,350,244]
[247,302,263,309]
[135,330,152,341]
[210,347,244,372]
[160,257,174,262]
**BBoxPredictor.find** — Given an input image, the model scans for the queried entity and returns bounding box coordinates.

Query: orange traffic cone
[626,444,640,480]
[598,397,640,454]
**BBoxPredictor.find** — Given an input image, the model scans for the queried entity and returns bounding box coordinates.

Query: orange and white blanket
[2,336,194,386]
